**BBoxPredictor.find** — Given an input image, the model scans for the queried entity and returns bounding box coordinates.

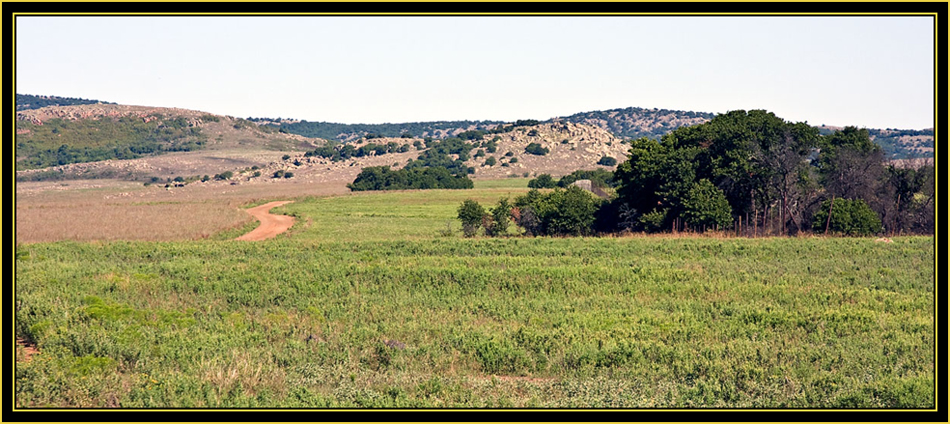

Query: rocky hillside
[15,96,934,189]
[236,121,628,189]
[461,121,628,178]
[552,106,715,140]
[259,107,713,142]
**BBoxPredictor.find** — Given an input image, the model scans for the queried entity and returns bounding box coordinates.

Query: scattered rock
[382,339,406,350]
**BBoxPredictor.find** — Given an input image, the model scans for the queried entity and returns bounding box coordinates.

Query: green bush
[597,156,617,166]
[484,198,513,237]
[681,179,733,231]
[527,174,557,189]
[513,186,601,236]
[812,198,882,236]
[638,209,668,233]
[524,144,549,156]
[457,199,486,237]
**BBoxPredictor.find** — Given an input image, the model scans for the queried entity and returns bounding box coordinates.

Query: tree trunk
[754,210,758,238]
[894,193,901,236]
[824,195,836,234]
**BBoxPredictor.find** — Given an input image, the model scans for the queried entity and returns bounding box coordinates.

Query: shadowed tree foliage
[816,126,886,204]
[615,110,823,234]
[527,174,557,189]
[812,198,882,236]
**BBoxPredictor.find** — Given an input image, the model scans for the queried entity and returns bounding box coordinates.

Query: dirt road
[235,201,295,241]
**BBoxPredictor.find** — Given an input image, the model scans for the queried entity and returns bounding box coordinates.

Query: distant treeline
[248,118,503,141]
[16,94,114,111]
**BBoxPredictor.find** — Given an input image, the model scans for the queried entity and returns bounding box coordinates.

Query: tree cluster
[457,110,933,238]
[527,168,618,190]
[348,166,473,191]
[457,186,603,237]
[305,141,411,162]
[457,198,513,237]
[610,110,933,236]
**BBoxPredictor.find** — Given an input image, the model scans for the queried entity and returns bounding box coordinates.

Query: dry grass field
[14,177,352,243]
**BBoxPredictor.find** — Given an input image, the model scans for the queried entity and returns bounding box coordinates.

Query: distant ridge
[251,107,715,143]
[549,106,715,140]
[16,93,115,111]
[15,94,935,161]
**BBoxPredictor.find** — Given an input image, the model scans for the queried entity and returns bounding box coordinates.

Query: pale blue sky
[15,15,935,129]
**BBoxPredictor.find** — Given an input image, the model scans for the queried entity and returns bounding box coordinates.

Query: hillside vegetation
[16,115,208,170]
[15,104,311,182]
[868,128,935,160]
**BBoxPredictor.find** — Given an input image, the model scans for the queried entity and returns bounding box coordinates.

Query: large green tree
[614,110,821,234]
[682,179,733,230]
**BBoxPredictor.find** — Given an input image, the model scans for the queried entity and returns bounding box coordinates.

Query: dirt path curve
[235,201,295,241]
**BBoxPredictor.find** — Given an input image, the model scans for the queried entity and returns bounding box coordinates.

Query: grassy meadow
[14,179,935,408]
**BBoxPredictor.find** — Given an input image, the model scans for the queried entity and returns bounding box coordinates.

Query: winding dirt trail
[235,201,295,241]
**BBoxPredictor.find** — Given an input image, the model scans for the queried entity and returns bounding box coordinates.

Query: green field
[14,183,935,408]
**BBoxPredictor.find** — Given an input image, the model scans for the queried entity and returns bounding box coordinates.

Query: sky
[15,15,936,129]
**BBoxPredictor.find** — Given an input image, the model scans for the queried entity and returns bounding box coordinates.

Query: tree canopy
[612,109,932,235]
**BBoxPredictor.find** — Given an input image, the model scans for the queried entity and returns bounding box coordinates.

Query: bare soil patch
[235,201,296,241]
[16,338,39,362]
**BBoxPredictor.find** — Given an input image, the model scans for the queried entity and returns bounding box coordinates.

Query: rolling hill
[14,95,935,187]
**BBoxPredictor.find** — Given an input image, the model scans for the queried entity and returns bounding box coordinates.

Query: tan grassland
[14,177,351,243]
